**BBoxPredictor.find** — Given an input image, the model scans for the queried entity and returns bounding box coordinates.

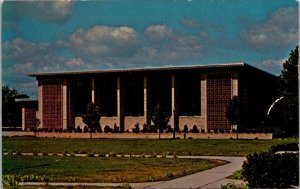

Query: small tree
[2,85,28,127]
[151,102,170,139]
[225,96,240,138]
[280,46,299,135]
[81,102,101,139]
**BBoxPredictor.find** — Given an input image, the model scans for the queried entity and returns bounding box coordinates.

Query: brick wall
[206,74,231,130]
[24,107,37,130]
[42,80,62,129]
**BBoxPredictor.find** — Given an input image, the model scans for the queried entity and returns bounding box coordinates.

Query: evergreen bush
[242,151,299,188]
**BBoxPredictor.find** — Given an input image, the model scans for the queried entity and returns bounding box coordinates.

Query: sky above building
[2,0,298,98]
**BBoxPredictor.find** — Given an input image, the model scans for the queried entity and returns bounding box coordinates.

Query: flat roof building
[27,62,278,132]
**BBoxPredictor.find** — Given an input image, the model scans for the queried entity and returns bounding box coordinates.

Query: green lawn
[3,137,298,156]
[3,155,226,183]
[3,137,298,186]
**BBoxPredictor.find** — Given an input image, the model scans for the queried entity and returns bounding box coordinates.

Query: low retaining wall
[2,131,273,139]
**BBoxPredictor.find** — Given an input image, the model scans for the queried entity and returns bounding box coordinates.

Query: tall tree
[81,102,102,138]
[2,85,28,127]
[151,102,170,139]
[280,46,299,135]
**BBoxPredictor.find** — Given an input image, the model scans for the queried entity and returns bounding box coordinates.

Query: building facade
[27,63,278,132]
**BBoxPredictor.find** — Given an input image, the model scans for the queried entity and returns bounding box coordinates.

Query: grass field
[3,137,297,185]
[3,137,298,156]
[3,156,226,183]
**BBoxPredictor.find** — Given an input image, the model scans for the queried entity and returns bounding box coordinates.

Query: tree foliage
[225,96,240,126]
[242,151,299,188]
[2,85,28,126]
[280,45,299,134]
[151,102,170,139]
[81,102,102,138]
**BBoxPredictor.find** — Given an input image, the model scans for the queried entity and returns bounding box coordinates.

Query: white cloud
[144,25,173,42]
[143,25,204,63]
[260,57,287,74]
[240,7,298,50]
[3,38,90,76]
[65,58,86,67]
[3,24,209,86]
[3,38,50,60]
[262,58,286,67]
[6,1,74,23]
[68,25,140,57]
[13,62,34,74]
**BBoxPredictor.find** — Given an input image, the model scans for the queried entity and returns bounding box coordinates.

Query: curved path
[19,156,246,189]
[132,156,246,189]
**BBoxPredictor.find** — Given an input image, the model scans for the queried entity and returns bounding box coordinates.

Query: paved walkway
[132,156,246,189]
[19,156,246,189]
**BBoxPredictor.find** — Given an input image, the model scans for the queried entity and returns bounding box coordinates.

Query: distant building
[26,62,278,132]
[15,98,38,131]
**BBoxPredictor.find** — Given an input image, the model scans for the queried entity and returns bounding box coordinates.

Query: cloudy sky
[2,0,298,98]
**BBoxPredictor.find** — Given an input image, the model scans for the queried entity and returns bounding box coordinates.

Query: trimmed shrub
[142,124,148,133]
[148,125,157,133]
[191,125,199,133]
[132,123,140,133]
[104,125,112,133]
[165,125,173,133]
[113,124,119,133]
[2,175,19,186]
[3,174,49,186]
[242,151,299,188]
[221,182,248,189]
[76,126,82,133]
[83,126,88,133]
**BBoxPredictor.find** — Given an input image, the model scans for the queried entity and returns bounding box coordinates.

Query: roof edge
[28,62,246,77]
[15,98,38,102]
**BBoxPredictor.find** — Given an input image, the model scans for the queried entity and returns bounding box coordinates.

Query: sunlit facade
[25,63,278,132]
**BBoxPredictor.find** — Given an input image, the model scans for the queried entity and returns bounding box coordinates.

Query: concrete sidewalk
[132,156,246,189]
[19,156,246,189]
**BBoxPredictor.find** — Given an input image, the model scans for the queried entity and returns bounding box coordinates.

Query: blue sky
[2,0,298,98]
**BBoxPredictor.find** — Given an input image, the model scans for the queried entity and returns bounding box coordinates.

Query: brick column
[171,74,178,129]
[68,83,75,130]
[21,106,25,131]
[92,77,95,104]
[37,80,43,128]
[62,79,68,130]
[117,77,124,131]
[143,76,150,125]
[200,74,207,131]
[232,73,238,97]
